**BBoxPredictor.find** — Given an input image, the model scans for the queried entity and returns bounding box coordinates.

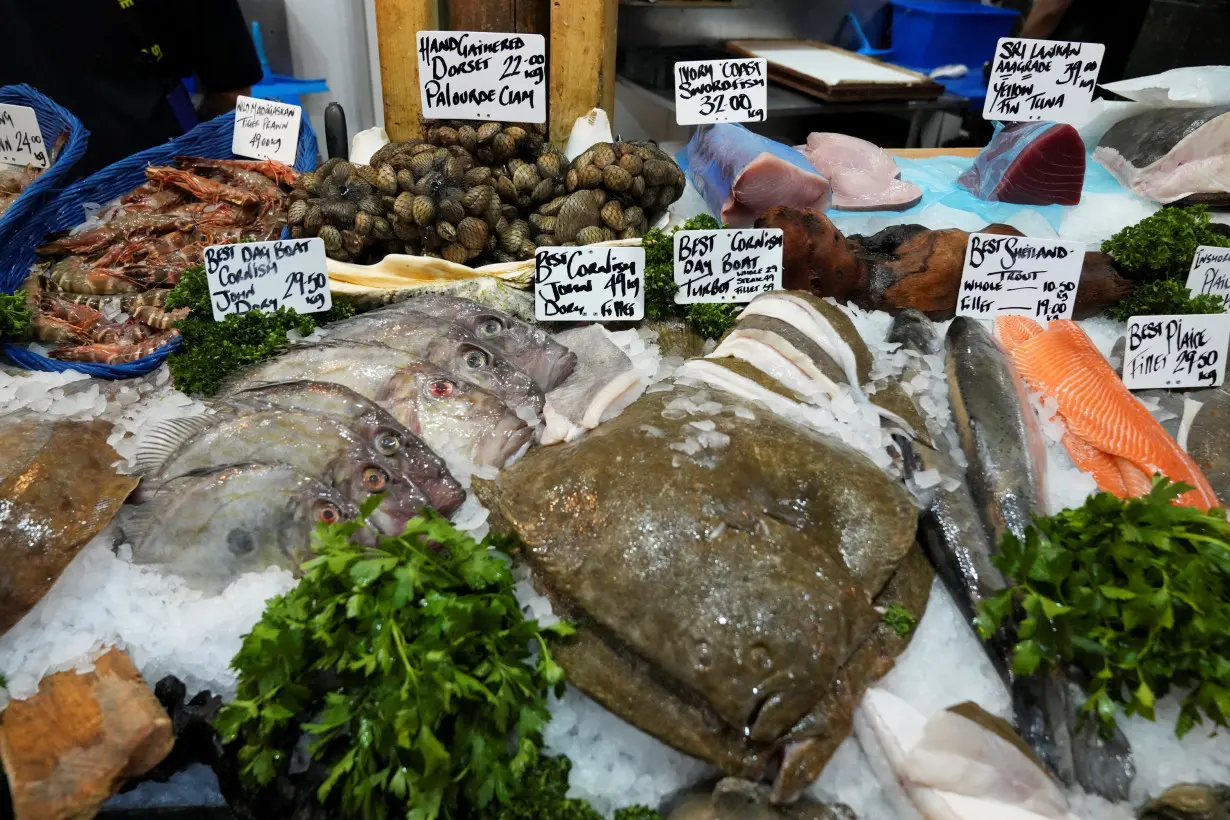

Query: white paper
[957,233,1085,321]
[418,31,546,123]
[0,104,47,169]
[1123,314,1230,390]
[231,96,302,165]
[1187,245,1230,312]
[673,229,782,304]
[675,59,767,125]
[204,238,332,320]
[535,246,645,321]
[983,38,1105,124]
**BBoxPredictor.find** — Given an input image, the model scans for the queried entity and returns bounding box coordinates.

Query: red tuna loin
[959,122,1086,206]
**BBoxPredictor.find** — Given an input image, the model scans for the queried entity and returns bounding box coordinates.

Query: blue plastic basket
[2,109,318,379]
[889,0,1018,72]
[0,85,89,261]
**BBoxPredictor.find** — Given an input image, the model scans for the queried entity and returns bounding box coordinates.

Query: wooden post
[374,0,438,141]
[549,0,617,144]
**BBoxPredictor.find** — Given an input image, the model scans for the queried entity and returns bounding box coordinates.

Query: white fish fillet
[540,325,647,446]
[707,334,842,402]
[675,359,815,430]
[1093,109,1230,203]
[856,689,1084,820]
[797,132,923,211]
[740,293,864,394]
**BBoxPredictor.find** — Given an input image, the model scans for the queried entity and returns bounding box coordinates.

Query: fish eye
[464,349,488,369]
[429,379,456,398]
[478,318,503,337]
[375,431,401,456]
[363,466,388,491]
[315,500,342,524]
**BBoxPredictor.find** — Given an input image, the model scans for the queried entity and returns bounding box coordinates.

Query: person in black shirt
[0,0,263,176]
[1021,0,1152,85]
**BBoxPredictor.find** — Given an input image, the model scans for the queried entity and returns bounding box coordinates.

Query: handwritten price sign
[417,31,546,123]
[673,229,782,303]
[204,238,331,321]
[957,233,1085,321]
[1186,246,1230,312]
[674,59,767,125]
[984,39,1104,124]
[0,104,47,169]
[231,96,302,166]
[1123,314,1230,390]
[535,246,645,321]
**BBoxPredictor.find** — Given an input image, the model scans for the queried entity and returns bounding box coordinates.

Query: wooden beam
[374,0,438,141]
[448,0,514,32]
[514,0,550,35]
[549,0,617,144]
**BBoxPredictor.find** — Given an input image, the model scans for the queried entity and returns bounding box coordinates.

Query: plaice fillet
[959,123,1086,207]
[677,123,831,227]
[797,132,923,211]
[994,316,1220,509]
[1093,105,1230,204]
[540,325,647,445]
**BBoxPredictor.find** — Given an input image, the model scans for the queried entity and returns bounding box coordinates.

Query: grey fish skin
[323,311,545,414]
[127,463,359,594]
[220,340,427,400]
[379,362,534,469]
[371,294,578,391]
[945,316,1047,544]
[224,380,466,516]
[886,308,943,356]
[1139,386,1230,507]
[136,409,428,536]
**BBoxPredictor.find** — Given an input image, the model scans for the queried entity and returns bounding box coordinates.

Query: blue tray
[2,110,318,380]
[0,85,89,262]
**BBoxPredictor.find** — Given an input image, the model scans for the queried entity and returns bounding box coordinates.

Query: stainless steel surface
[618,0,848,47]
[238,0,295,75]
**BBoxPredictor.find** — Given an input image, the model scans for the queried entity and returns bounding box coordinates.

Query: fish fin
[134,414,219,475]
[117,487,177,548]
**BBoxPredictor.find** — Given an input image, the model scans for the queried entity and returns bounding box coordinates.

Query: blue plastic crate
[889,0,1018,72]
[2,110,318,380]
[0,85,89,260]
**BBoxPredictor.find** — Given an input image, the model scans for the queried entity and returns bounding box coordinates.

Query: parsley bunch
[471,755,661,820]
[165,265,356,396]
[976,478,1230,737]
[1105,279,1225,322]
[0,291,32,341]
[214,505,573,820]
[1102,205,1230,281]
[641,214,738,339]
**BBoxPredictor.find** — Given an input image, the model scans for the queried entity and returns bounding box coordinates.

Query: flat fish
[541,325,647,445]
[126,463,359,594]
[1093,105,1230,204]
[322,311,545,414]
[371,294,578,390]
[224,380,465,515]
[1140,386,1230,506]
[797,132,922,212]
[677,123,831,227]
[959,123,1085,207]
[996,316,1219,510]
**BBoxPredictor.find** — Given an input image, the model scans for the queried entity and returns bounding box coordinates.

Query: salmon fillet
[994,317,1220,510]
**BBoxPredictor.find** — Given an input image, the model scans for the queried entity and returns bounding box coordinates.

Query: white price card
[1122,314,1230,390]
[674,59,768,125]
[0,104,47,169]
[204,238,331,320]
[535,246,645,321]
[957,233,1085,321]
[1186,246,1230,312]
[231,96,302,166]
[418,31,546,123]
[984,38,1104,124]
[673,229,782,303]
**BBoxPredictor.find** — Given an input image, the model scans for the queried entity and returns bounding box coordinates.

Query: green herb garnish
[685,303,738,340]
[641,214,741,339]
[214,504,573,820]
[470,754,661,820]
[0,672,7,689]
[1102,205,1230,281]
[0,291,32,341]
[882,603,917,637]
[975,478,1230,737]
[1105,279,1225,322]
[165,265,355,395]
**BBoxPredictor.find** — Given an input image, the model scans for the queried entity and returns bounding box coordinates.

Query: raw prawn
[31,314,93,346]
[131,305,189,330]
[145,166,261,208]
[175,156,298,186]
[118,180,188,213]
[46,257,143,294]
[50,329,181,364]
[38,210,196,255]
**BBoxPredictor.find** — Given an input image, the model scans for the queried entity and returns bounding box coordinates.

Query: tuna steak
[959,122,1085,206]
[678,123,831,227]
[1093,106,1230,204]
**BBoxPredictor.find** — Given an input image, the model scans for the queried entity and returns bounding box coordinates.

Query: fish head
[323,447,427,534]
[425,335,544,416]
[286,478,361,557]
[462,309,577,390]
[382,363,533,468]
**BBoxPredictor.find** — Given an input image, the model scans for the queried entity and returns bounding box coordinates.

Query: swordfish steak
[678,123,832,227]
[959,122,1085,206]
[1094,106,1230,204]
